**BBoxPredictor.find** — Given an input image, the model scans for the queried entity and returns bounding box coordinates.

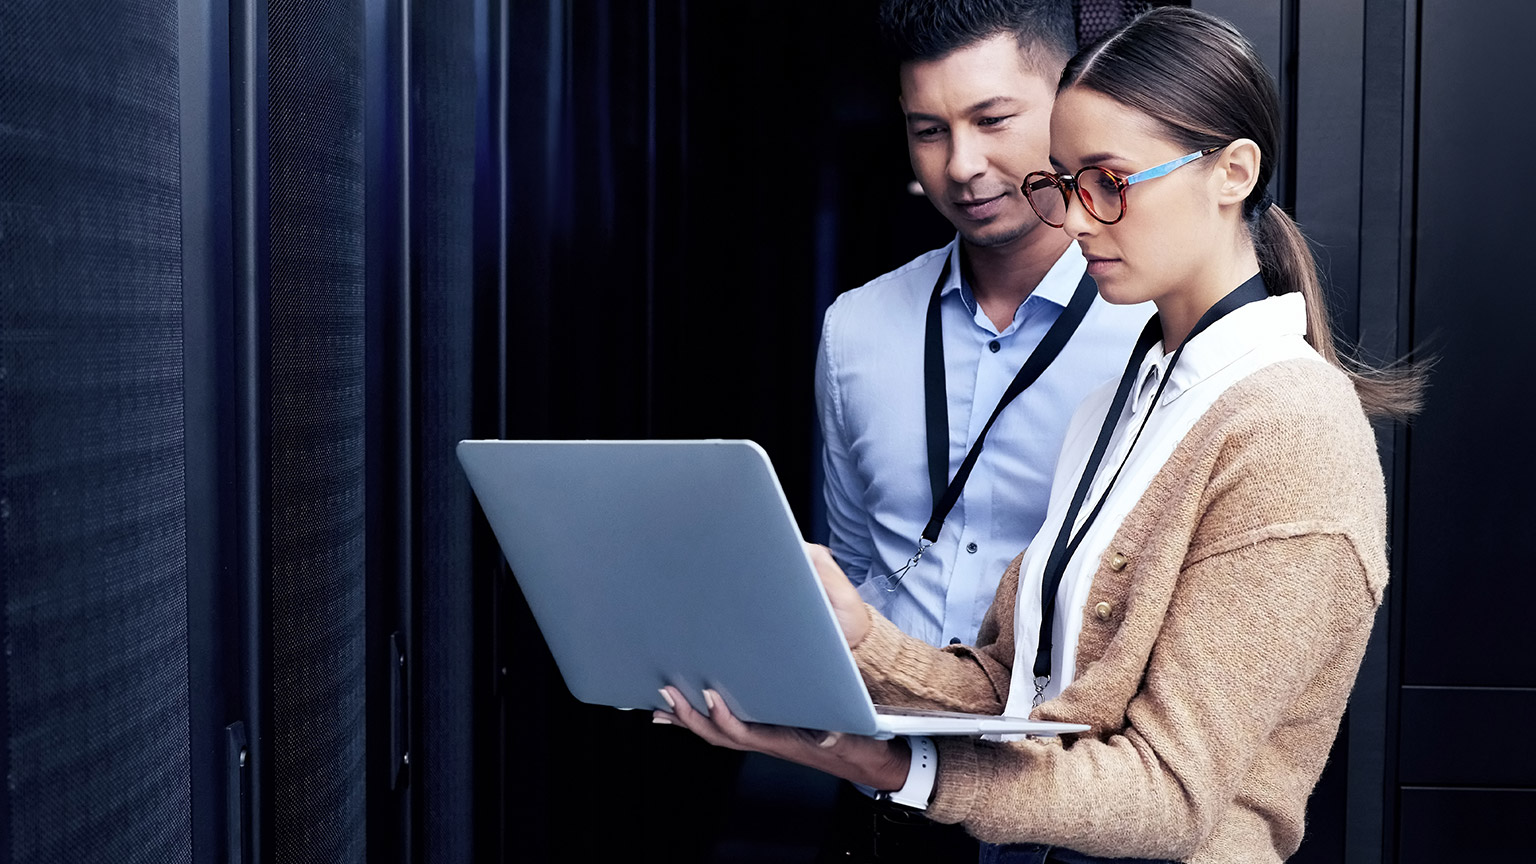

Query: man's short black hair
[878,0,1077,73]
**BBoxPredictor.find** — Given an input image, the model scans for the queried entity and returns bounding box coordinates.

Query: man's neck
[962,232,1073,331]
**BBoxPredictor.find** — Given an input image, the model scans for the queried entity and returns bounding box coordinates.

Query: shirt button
[1094,601,1114,621]
[949,637,962,645]
[966,542,978,554]
[1109,552,1129,572]
[988,340,1001,353]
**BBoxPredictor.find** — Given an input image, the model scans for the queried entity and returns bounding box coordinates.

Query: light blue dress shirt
[815,237,1151,647]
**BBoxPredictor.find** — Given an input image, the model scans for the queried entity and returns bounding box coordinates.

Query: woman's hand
[804,543,871,648]
[653,685,910,791]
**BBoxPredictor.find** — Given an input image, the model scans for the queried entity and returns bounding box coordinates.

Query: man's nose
[946,128,987,185]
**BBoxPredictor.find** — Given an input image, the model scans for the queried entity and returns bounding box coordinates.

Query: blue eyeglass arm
[1123,146,1223,186]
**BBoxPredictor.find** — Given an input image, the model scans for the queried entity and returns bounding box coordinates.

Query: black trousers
[815,781,979,863]
[814,782,1180,864]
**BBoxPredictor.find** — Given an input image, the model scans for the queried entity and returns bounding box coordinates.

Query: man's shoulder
[829,243,952,318]
[818,244,952,385]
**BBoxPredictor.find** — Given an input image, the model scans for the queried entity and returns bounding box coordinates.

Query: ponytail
[1253,205,1426,421]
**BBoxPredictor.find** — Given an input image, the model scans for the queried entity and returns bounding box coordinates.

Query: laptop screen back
[457,439,884,735]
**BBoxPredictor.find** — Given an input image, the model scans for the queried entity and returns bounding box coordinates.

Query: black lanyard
[885,251,1098,589]
[1029,273,1270,703]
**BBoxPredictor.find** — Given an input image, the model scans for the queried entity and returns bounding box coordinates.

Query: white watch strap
[879,735,938,810]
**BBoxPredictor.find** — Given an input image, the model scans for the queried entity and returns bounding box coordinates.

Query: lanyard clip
[874,538,932,593]
[1032,675,1050,709]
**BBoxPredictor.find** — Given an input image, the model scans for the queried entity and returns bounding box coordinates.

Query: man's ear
[1214,138,1262,208]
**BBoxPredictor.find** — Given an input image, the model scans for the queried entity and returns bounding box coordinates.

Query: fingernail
[658,688,676,710]
[703,690,717,711]
[819,732,840,748]
[652,715,673,725]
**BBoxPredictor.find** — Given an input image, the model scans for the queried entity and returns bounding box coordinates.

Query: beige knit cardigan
[851,358,1388,863]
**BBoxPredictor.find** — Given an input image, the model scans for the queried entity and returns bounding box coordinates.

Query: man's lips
[953,194,1007,220]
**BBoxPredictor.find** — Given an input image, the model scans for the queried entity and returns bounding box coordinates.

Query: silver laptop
[457,439,1087,740]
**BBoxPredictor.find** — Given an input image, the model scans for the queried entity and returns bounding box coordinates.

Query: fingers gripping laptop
[457,439,1087,740]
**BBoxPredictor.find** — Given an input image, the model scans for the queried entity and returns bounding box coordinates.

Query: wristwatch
[876,735,937,810]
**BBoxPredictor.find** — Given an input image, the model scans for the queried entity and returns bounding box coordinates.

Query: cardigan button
[1094,601,1114,621]
[1109,552,1130,572]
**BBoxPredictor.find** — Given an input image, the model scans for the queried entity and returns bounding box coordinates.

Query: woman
[655,8,1421,862]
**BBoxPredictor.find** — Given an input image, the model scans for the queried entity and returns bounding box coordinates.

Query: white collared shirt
[817,238,1151,647]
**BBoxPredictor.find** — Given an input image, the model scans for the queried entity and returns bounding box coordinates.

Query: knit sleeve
[925,532,1379,859]
[851,551,1024,713]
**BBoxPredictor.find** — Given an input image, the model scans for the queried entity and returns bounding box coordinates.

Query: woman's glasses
[1022,146,1225,228]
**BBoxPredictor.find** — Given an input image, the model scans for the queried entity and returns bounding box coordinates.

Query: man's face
[899,34,1058,249]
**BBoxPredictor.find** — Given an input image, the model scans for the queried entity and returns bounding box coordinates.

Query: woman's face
[1047,86,1227,309]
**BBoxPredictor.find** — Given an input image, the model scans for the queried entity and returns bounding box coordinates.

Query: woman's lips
[1085,256,1120,276]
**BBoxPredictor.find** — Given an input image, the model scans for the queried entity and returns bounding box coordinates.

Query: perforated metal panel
[0,0,192,861]
[1076,0,1161,44]
[266,0,368,860]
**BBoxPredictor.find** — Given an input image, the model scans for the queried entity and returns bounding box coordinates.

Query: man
[819,0,1148,649]
[815,2,1149,858]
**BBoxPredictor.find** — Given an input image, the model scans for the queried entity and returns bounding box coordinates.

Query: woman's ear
[1215,138,1262,208]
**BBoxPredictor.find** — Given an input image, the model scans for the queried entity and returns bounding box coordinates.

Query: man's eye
[978,115,1011,127]
[913,126,945,140]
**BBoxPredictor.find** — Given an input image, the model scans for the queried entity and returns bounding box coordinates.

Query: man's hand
[653,685,911,791]
[805,542,871,648]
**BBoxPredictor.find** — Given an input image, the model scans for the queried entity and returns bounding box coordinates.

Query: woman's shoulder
[1219,353,1360,415]
[1174,357,1388,590]
[1200,356,1375,457]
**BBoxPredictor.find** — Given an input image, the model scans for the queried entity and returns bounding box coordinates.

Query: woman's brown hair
[1060,7,1424,420]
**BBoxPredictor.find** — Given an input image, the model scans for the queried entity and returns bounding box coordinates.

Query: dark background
[0,0,1531,862]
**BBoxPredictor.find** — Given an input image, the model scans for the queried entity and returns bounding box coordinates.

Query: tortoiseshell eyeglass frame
[1022,145,1226,228]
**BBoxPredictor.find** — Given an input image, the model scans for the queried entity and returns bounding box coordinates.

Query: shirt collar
[1031,241,1089,308]
[1130,291,1308,413]
[938,237,1087,324]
